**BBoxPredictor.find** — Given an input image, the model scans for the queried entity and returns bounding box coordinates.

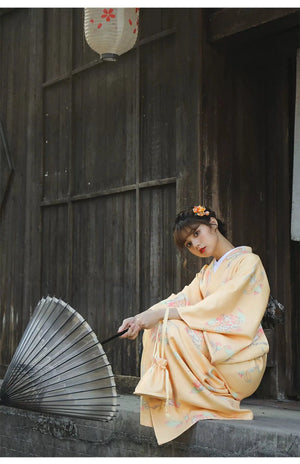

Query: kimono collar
[213,246,252,272]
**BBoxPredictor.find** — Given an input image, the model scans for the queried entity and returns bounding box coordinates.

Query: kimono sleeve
[177,253,270,340]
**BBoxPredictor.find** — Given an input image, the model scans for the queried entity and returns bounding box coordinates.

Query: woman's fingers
[118,317,135,333]
[118,317,140,339]
[118,317,142,340]
[127,322,141,339]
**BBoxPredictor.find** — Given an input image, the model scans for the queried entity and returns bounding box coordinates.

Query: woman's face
[183,222,218,258]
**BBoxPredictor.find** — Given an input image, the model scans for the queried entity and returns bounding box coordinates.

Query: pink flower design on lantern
[90,18,102,29]
[128,9,139,34]
[101,8,116,22]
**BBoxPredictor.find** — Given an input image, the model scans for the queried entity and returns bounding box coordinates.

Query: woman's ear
[209,217,218,227]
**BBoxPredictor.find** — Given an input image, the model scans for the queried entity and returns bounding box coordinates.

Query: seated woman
[118,205,270,445]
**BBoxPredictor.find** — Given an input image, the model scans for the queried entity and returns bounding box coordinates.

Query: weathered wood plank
[208,8,300,43]
[41,205,69,299]
[72,50,137,196]
[140,33,176,182]
[0,9,44,370]
[0,8,14,16]
[44,8,72,82]
[43,82,71,201]
[174,9,203,288]
[22,8,44,325]
[71,193,138,376]
[263,58,295,398]
[41,177,177,206]
[140,185,177,309]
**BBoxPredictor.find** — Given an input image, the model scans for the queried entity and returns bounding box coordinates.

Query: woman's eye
[186,242,191,248]
[194,231,199,237]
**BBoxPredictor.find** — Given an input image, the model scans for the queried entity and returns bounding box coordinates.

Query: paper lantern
[84,8,140,61]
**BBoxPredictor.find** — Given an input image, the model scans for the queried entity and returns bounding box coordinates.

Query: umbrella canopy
[0,296,118,421]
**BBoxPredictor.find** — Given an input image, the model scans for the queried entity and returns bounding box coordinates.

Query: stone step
[0,393,299,456]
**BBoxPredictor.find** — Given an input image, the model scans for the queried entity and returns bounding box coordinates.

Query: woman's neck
[213,234,235,261]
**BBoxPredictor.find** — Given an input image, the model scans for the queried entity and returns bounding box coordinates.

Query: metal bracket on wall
[0,119,14,215]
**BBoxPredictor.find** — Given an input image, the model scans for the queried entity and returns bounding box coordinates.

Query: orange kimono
[134,246,270,445]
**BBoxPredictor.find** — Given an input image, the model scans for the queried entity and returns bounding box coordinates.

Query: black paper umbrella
[0,296,120,421]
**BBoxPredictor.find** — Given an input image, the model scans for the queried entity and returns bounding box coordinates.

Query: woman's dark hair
[172,205,227,250]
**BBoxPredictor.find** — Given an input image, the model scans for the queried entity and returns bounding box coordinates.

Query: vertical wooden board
[41,205,69,299]
[0,198,24,370]
[22,8,44,328]
[161,7,180,30]
[230,60,268,257]
[139,8,163,40]
[72,8,99,70]
[139,184,177,310]
[174,9,203,288]
[72,52,137,195]
[263,58,294,398]
[201,45,269,257]
[0,122,12,209]
[0,9,30,169]
[44,8,72,82]
[201,45,235,241]
[71,193,137,376]
[0,9,35,369]
[138,6,178,39]
[140,34,176,182]
[43,82,71,201]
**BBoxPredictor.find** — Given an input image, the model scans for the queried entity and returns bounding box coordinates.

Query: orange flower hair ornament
[193,205,210,216]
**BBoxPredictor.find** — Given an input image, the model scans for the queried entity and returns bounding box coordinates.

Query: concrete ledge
[0,394,300,457]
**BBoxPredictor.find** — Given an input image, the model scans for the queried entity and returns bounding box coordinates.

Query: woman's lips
[200,247,206,254]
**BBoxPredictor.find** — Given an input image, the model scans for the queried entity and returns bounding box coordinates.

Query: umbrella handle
[101,328,129,345]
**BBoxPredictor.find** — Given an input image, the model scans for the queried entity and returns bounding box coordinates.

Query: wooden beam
[40,177,177,206]
[0,8,15,16]
[208,8,300,43]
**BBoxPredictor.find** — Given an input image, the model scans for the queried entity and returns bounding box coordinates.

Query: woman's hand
[117,316,138,340]
[118,307,165,340]
[118,306,181,340]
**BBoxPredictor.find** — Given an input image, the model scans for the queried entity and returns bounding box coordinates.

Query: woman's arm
[118,306,181,340]
[118,270,204,340]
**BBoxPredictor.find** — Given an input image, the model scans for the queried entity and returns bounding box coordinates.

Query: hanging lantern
[84,8,140,62]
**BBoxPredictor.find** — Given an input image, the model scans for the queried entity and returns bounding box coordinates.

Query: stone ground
[0,391,299,457]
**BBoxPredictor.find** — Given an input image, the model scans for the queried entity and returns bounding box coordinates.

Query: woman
[118,205,270,445]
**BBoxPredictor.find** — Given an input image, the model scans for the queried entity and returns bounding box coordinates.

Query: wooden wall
[0,8,202,378]
[0,9,43,371]
[0,7,298,398]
